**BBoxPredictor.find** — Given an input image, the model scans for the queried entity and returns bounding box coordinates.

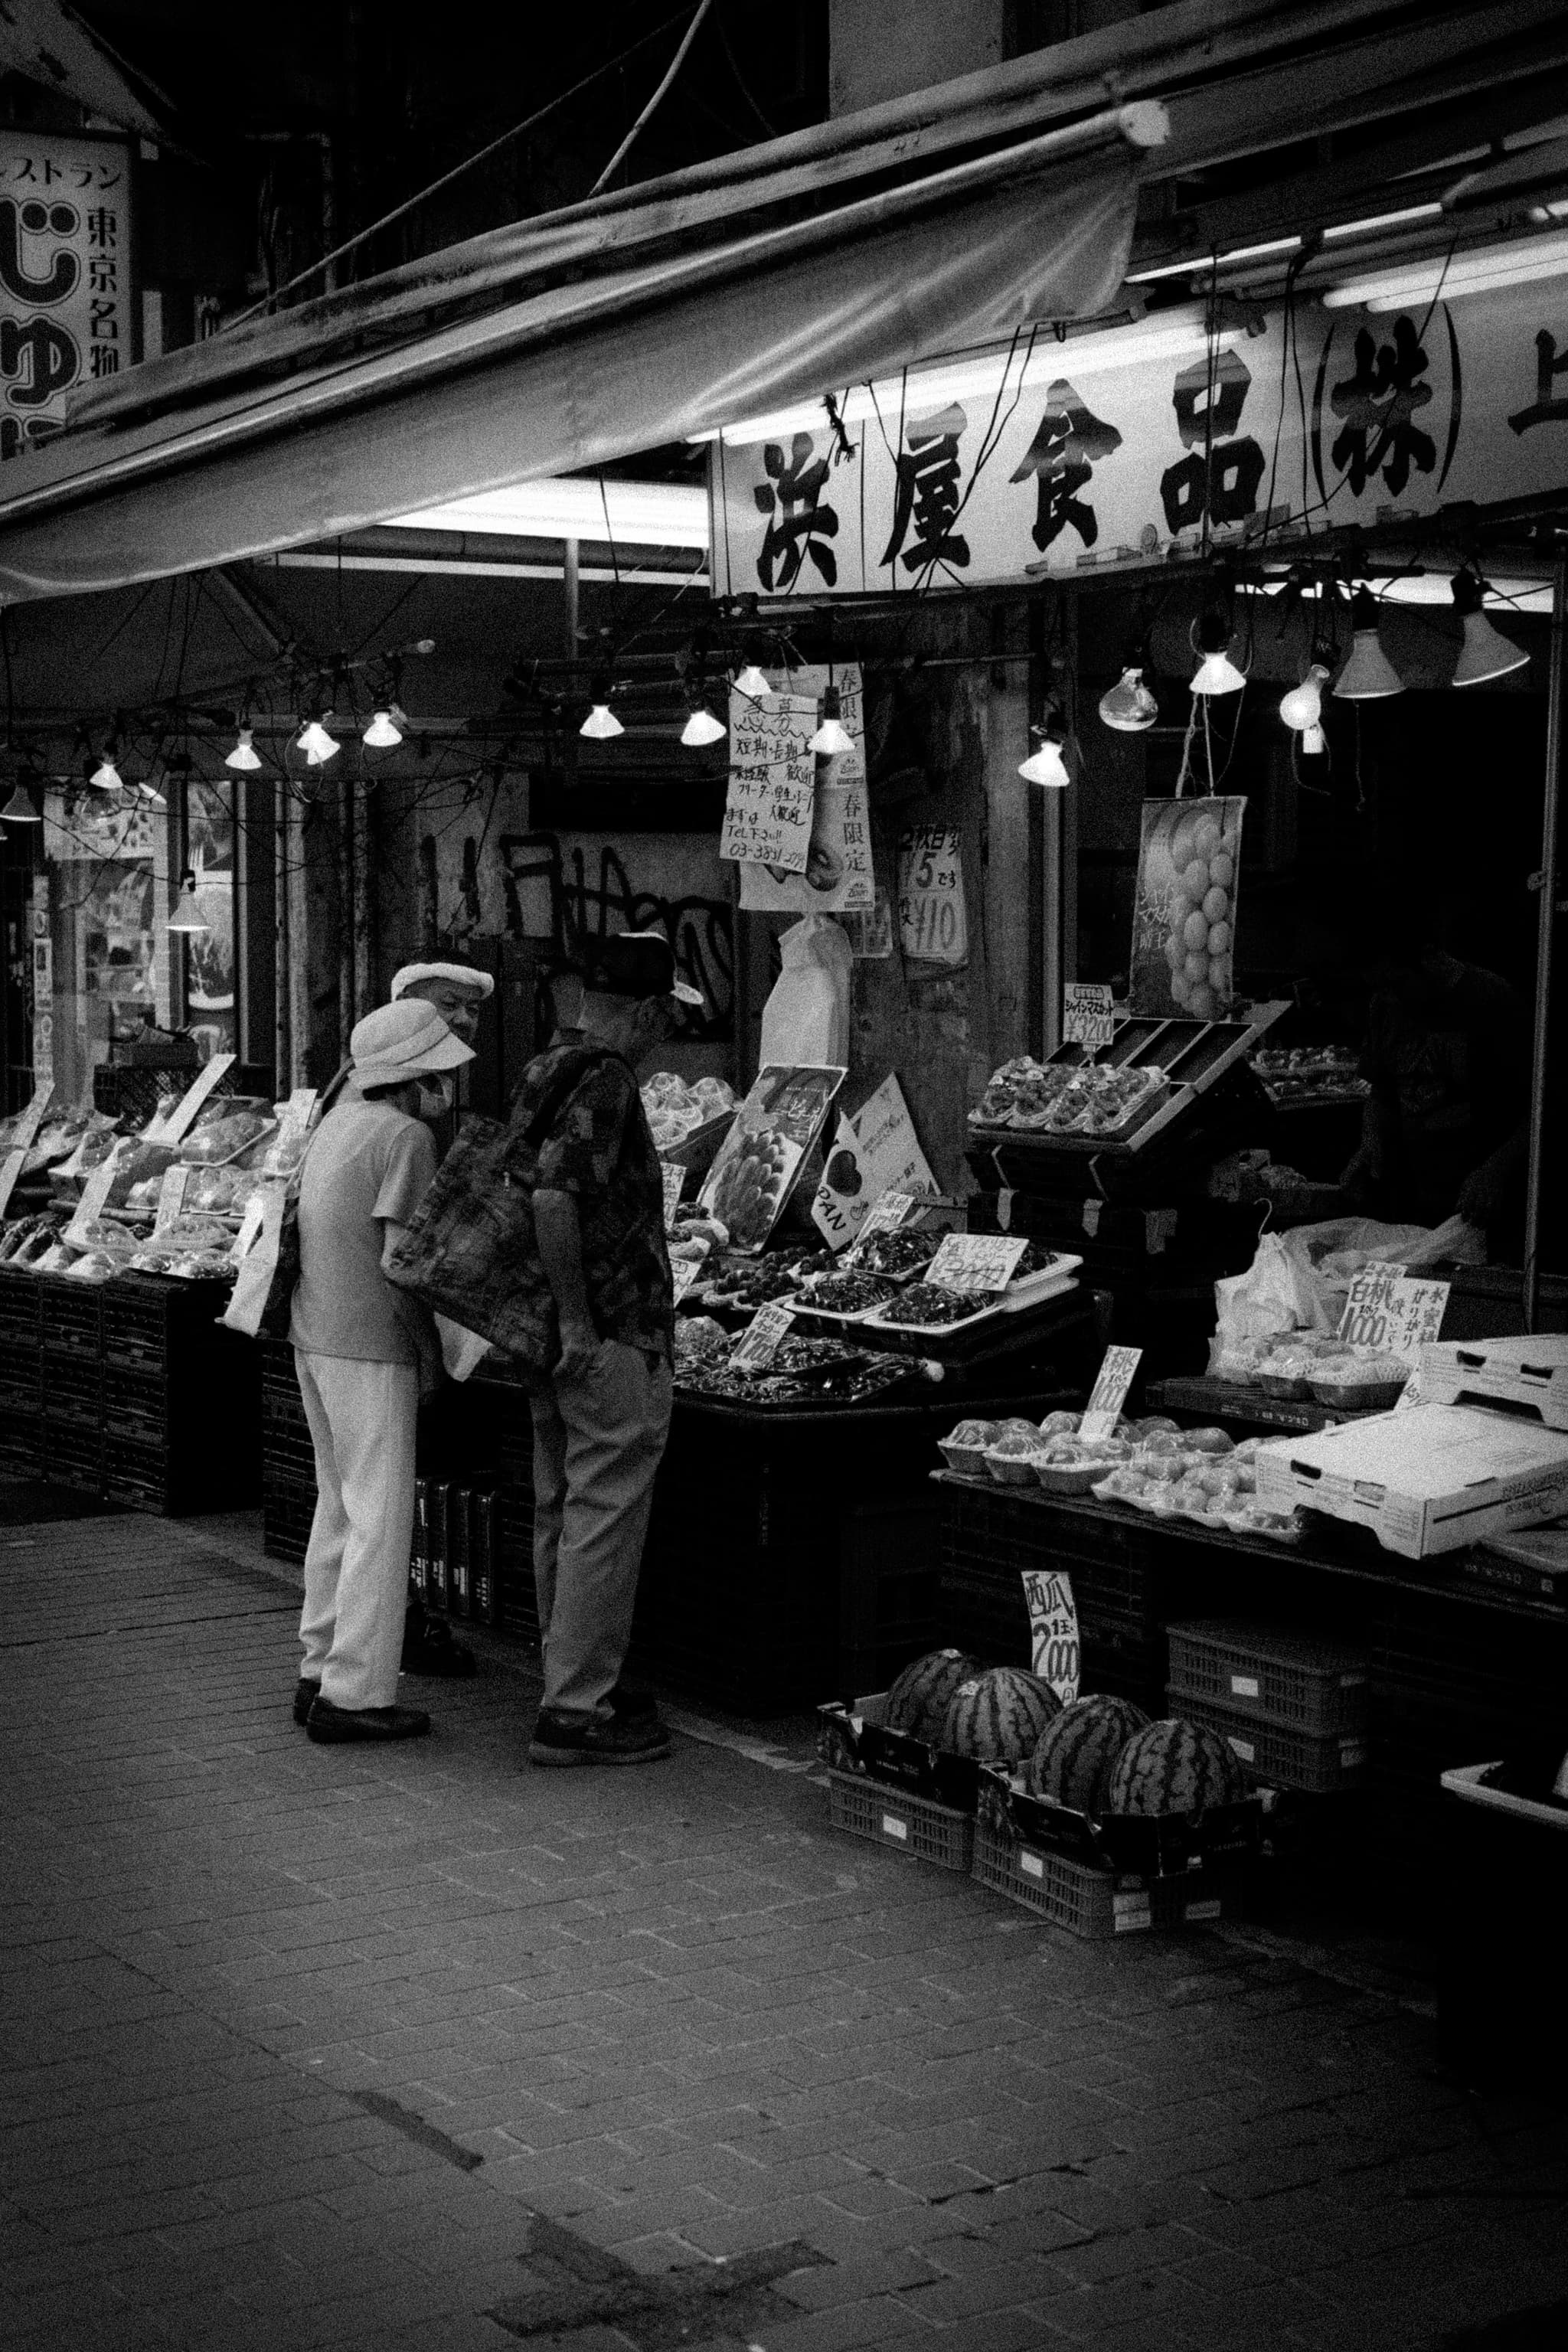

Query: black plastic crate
[42,1419,103,1494]
[0,1266,41,1349]
[940,1483,1160,1643]
[41,1350,103,1429]
[33,1277,103,1357]
[0,1410,41,1478]
[264,1480,317,1567]
[103,1368,170,1446]
[1166,1619,1369,1734]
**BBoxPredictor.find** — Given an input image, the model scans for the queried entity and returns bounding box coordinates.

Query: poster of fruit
[1129,798,1246,1021]
[697,1063,847,1251]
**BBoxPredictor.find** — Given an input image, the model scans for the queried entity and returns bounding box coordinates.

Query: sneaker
[528,1711,671,1767]
[293,1677,321,1726]
[307,1696,431,1744]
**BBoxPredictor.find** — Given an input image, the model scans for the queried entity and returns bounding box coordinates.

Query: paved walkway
[4,1501,1568,2352]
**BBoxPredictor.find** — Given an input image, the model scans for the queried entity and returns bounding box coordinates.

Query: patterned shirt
[521,1037,674,1363]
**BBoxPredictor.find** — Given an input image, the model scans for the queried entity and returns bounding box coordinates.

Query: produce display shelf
[825,1769,975,1872]
[1145,1376,1356,1435]
[1169,1687,1368,1792]
[972,1824,1230,1936]
[1165,1619,1369,1734]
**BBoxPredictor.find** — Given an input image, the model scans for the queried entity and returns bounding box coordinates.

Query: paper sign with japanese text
[897,825,967,965]
[154,1165,189,1230]
[734,664,874,914]
[0,1079,56,1220]
[1337,1263,1452,1364]
[662,1161,685,1230]
[1022,1570,1081,1705]
[1080,1346,1143,1443]
[812,1073,937,1250]
[0,131,133,462]
[730,1301,795,1372]
[1063,982,1116,1052]
[671,1259,701,1304]
[926,1232,1027,1295]
[854,1191,919,1245]
[720,692,816,872]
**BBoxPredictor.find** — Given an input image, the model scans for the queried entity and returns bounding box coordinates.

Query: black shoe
[401,1613,477,1678]
[293,1677,321,1726]
[528,1711,671,1768]
[307,1696,431,1744]
[607,1682,658,1719]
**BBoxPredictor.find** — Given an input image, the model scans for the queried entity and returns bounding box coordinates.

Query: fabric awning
[0,102,1155,603]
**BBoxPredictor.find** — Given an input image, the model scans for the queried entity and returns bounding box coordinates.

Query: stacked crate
[0,1265,41,1478]
[260,1338,317,1562]
[1166,1619,1370,1791]
[101,1275,260,1513]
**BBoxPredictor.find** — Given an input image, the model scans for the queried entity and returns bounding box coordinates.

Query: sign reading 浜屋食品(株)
[897,825,966,965]
[709,284,1568,596]
[0,132,132,462]
[720,692,816,872]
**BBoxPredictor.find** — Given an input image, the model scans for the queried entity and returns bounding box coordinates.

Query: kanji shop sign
[710,280,1568,595]
[0,132,132,462]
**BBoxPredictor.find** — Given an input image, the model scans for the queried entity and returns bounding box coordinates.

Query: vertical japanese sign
[0,132,132,462]
[720,691,816,871]
[897,825,967,965]
[734,664,874,915]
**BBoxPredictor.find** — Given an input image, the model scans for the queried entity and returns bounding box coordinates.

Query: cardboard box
[1419,1335,1568,1431]
[1254,1404,1568,1558]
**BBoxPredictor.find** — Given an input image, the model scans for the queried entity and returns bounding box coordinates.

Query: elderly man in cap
[390,957,493,1050]
[522,931,701,1766]
[292,998,475,1743]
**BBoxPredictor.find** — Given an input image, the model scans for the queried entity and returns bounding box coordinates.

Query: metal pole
[273,776,289,1088]
[564,534,580,792]
[352,773,374,1019]
[1523,554,1565,1333]
[336,773,354,1060]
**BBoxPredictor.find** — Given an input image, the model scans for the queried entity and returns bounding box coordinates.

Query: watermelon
[1105,1716,1249,1817]
[1024,1694,1152,1814]
[884,1649,985,1744]
[941,1666,1060,1763]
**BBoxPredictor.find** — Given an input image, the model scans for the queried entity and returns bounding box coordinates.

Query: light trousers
[296,1350,419,1710]
[531,1340,673,1723]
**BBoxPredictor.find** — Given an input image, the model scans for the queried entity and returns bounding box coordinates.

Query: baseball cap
[577,930,703,1007]
[350,999,476,1086]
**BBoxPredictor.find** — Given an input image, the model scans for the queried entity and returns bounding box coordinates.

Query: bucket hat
[349,999,475,1087]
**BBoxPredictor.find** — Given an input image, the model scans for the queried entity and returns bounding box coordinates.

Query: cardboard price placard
[154,1165,190,1230]
[857,1191,919,1242]
[720,692,817,871]
[812,1073,937,1252]
[64,1151,124,1248]
[149,1053,237,1145]
[730,1302,795,1372]
[671,1259,701,1304]
[1063,982,1115,1052]
[897,825,967,965]
[0,1078,56,1220]
[662,1161,685,1231]
[1080,1345,1143,1443]
[926,1232,1027,1295]
[1022,1569,1081,1705]
[1337,1263,1452,1364]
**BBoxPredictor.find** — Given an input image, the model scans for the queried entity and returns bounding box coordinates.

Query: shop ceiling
[8,1,1568,605]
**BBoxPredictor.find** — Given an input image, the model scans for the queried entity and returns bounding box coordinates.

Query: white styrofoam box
[1419,1334,1568,1431]
[1253,1403,1568,1559]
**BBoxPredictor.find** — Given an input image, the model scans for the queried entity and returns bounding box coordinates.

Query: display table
[936,1468,1568,1914]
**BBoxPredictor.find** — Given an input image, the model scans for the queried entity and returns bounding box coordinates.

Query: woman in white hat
[291,1000,474,1743]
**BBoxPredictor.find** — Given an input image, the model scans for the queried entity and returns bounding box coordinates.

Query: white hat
[350,999,475,1087]
[390,960,495,1002]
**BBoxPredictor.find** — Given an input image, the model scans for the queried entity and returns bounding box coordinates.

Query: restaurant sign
[0,131,132,462]
[710,279,1568,596]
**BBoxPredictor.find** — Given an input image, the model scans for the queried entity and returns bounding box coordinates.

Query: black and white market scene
[5,5,1568,2347]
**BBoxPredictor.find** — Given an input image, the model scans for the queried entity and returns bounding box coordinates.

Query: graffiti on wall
[497,831,733,1042]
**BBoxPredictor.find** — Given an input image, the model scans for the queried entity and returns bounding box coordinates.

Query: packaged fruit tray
[968,1003,1287,1158]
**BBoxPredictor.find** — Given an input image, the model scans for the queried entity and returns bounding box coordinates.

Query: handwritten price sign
[1080,1345,1143,1443]
[1337,1263,1450,1364]
[926,1232,1027,1295]
[730,1302,795,1372]
[720,693,817,871]
[897,825,967,965]
[1022,1569,1080,1705]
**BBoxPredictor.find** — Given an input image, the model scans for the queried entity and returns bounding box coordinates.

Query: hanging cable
[589,1,716,197]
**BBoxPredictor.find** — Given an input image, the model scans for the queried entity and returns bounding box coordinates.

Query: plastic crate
[41,1418,103,1494]
[825,1768,975,1871]
[41,1349,102,1429]
[0,1410,41,1477]
[34,1278,103,1356]
[972,1821,1230,1936]
[1165,1620,1369,1733]
[1169,1686,1367,1792]
[0,1266,41,1349]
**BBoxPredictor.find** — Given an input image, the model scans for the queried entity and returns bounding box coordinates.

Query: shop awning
[0,100,1155,605]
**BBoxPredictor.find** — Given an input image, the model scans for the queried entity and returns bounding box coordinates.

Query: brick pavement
[4,1501,1568,2352]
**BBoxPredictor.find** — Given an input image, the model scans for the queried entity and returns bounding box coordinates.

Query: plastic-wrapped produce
[1130,796,1246,1018]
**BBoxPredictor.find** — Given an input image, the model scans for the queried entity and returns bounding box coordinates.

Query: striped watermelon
[1105,1717,1249,1817]
[941,1666,1060,1763]
[1024,1694,1152,1813]
[884,1649,985,1743]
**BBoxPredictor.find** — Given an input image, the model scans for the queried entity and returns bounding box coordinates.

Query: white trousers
[295,1351,418,1710]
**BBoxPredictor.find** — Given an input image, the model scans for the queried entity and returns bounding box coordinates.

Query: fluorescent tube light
[389,479,710,548]
[1324,230,1568,309]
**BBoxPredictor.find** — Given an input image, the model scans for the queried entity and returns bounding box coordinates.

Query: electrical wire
[588,1,715,198]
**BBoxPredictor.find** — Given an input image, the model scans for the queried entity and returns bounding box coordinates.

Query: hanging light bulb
[1335,587,1405,699]
[808,683,854,756]
[734,662,772,700]
[1279,662,1332,748]
[136,779,168,812]
[580,676,624,740]
[225,726,263,772]
[1098,667,1158,732]
[1450,568,1529,686]
[0,778,41,825]
[681,701,727,747]
[1189,612,1247,696]
[1018,723,1070,788]
[166,872,210,935]
[297,717,341,764]
[89,746,124,792]
[362,707,403,749]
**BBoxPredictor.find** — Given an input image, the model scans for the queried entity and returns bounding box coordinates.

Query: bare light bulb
[1279,665,1331,733]
[681,704,727,747]
[1450,570,1529,686]
[166,873,210,935]
[1099,668,1158,731]
[808,684,854,756]
[1335,589,1404,699]
[297,717,341,764]
[1018,731,1070,788]
[90,753,123,792]
[225,727,263,773]
[734,663,771,699]
[362,708,403,749]
[580,701,624,740]
[0,779,41,824]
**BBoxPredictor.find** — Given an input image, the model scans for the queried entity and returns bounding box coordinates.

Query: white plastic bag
[435,1312,492,1382]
